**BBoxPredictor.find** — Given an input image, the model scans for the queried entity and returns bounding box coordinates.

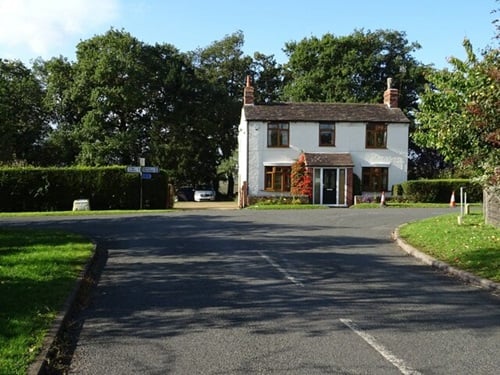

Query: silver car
[194,186,216,201]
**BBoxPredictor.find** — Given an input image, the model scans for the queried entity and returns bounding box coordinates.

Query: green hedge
[393,179,482,203]
[392,183,404,197]
[0,166,169,212]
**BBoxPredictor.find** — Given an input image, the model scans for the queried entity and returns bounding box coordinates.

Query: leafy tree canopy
[414,39,500,181]
[282,29,427,108]
[0,59,48,164]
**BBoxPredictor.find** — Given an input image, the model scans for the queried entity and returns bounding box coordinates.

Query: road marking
[258,251,304,287]
[340,318,422,375]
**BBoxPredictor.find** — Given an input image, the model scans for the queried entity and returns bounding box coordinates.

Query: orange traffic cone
[450,191,456,207]
[380,191,386,207]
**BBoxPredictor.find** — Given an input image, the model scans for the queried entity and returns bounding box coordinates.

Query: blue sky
[0,0,497,69]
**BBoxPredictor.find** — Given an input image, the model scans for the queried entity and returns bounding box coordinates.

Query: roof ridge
[258,101,385,106]
[244,102,410,123]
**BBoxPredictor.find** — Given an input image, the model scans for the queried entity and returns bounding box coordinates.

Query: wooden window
[366,123,387,148]
[265,166,291,192]
[319,123,335,146]
[362,167,388,192]
[267,122,289,147]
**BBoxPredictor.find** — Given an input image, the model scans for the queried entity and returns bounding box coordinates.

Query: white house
[237,77,410,207]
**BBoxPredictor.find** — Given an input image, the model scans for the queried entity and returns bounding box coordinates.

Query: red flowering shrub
[291,154,312,200]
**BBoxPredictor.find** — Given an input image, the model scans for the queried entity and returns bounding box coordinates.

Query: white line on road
[258,251,304,287]
[340,318,422,375]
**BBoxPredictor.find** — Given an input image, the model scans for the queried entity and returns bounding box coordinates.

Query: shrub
[291,154,312,201]
[353,173,362,196]
[392,183,403,196]
[0,166,169,212]
[401,179,482,203]
[248,195,309,206]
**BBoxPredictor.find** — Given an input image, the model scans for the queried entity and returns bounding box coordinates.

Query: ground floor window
[362,167,388,191]
[265,166,291,192]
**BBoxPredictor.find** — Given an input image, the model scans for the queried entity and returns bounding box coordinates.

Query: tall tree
[138,41,204,185]
[34,56,83,165]
[282,29,427,107]
[250,52,284,103]
[0,59,48,164]
[189,31,253,189]
[414,38,500,180]
[71,29,154,165]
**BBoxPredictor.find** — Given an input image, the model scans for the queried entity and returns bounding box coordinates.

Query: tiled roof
[304,152,354,167]
[244,102,409,123]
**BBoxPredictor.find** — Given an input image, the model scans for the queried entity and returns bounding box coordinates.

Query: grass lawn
[0,229,93,375]
[352,202,452,209]
[398,212,500,282]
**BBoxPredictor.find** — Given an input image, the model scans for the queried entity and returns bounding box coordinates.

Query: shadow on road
[4,210,499,373]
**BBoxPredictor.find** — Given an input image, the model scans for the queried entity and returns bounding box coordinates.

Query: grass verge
[0,209,173,218]
[248,202,454,209]
[352,202,454,209]
[0,229,93,375]
[398,212,499,282]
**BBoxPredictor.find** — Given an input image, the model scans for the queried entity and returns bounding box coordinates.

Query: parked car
[175,187,195,202]
[194,185,216,201]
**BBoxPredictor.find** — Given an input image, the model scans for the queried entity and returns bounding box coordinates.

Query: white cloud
[0,0,119,57]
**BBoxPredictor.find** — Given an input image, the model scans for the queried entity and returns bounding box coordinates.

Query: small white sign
[73,199,90,211]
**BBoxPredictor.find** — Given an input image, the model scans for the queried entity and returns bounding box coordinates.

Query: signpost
[141,166,159,174]
[126,166,141,173]
[126,164,160,209]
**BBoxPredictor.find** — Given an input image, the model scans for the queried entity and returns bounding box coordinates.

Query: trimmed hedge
[393,179,482,203]
[0,166,169,212]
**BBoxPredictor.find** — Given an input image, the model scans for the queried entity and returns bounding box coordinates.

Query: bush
[392,183,403,196]
[401,179,482,203]
[0,166,169,212]
[248,195,309,206]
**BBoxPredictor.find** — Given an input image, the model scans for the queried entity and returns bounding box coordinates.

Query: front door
[322,169,337,205]
[313,167,348,206]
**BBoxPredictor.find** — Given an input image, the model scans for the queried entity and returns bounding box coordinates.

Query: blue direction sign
[126,166,141,173]
[141,173,152,180]
[141,166,159,173]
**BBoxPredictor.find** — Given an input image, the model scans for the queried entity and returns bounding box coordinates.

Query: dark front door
[323,169,337,205]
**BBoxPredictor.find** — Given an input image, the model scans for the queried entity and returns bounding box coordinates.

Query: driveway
[3,208,499,374]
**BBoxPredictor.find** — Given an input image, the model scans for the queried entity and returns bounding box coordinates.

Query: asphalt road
[3,208,499,374]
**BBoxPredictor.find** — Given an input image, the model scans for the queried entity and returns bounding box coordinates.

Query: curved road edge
[392,225,500,295]
[25,215,499,374]
[28,242,107,375]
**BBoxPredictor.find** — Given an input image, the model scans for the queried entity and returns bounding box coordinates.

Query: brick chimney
[383,77,399,108]
[243,75,254,105]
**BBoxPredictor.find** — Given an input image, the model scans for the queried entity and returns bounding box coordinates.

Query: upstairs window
[366,123,387,148]
[319,122,335,146]
[268,122,289,147]
[265,166,291,192]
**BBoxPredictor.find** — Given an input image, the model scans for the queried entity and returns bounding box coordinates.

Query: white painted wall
[237,108,248,191]
[238,119,409,197]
